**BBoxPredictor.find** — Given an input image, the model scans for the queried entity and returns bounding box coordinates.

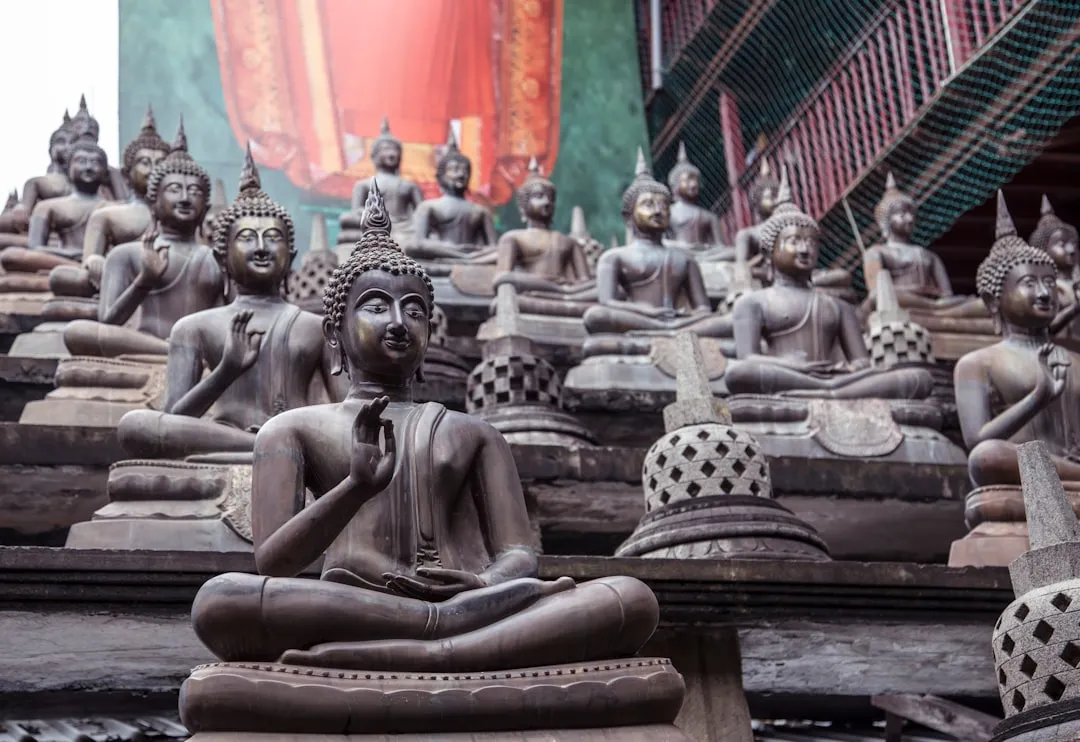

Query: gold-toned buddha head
[622,148,672,239]
[977,192,1058,330]
[667,142,701,204]
[323,182,434,381]
[758,165,819,280]
[122,106,169,199]
[212,146,296,295]
[875,172,916,242]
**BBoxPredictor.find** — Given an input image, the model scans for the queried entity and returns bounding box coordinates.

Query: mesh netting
[638,0,1080,291]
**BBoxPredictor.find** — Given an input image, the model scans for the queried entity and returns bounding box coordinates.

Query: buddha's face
[69,148,107,189]
[773,223,819,278]
[373,143,401,172]
[1046,228,1078,271]
[333,270,430,381]
[886,203,916,241]
[632,190,670,235]
[999,262,1057,328]
[524,186,555,222]
[156,172,209,230]
[676,171,700,202]
[49,131,72,166]
[757,187,777,219]
[129,147,168,197]
[227,215,291,292]
[440,157,470,195]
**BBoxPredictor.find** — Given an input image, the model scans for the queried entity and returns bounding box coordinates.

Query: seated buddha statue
[490,157,596,315]
[66,94,128,201]
[62,123,223,358]
[863,172,986,319]
[581,149,731,339]
[48,106,170,300]
[187,183,659,676]
[0,135,113,291]
[664,142,727,257]
[118,156,347,461]
[724,168,933,399]
[1029,194,1080,346]
[0,111,73,248]
[956,192,1080,489]
[339,117,424,247]
[406,128,497,264]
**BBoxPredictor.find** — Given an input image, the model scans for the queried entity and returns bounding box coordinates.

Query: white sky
[0,0,119,192]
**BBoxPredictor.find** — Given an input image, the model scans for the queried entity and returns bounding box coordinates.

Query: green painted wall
[118,0,649,256]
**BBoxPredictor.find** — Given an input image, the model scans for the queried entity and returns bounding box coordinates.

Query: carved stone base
[991,701,1080,742]
[65,458,254,551]
[7,321,71,358]
[726,395,967,465]
[948,522,1029,568]
[0,290,50,317]
[19,355,167,427]
[477,312,587,349]
[179,658,688,739]
[565,336,730,396]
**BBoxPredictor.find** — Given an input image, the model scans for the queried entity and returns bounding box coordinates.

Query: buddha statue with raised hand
[50,107,171,299]
[63,121,223,358]
[491,156,595,306]
[863,172,986,318]
[117,154,347,461]
[582,149,731,338]
[955,192,1080,489]
[407,128,497,263]
[665,141,728,256]
[188,182,658,675]
[725,168,933,399]
[340,117,424,246]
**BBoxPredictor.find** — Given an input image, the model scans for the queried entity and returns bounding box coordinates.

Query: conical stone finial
[775,165,792,207]
[1008,440,1080,594]
[873,267,909,323]
[661,331,731,432]
[170,117,189,155]
[1041,193,1054,217]
[210,178,228,208]
[885,171,898,191]
[634,147,650,178]
[610,234,619,249]
[676,141,688,164]
[996,190,1017,240]
[140,105,157,134]
[570,206,587,238]
[759,158,771,179]
[360,177,391,235]
[309,212,329,253]
[238,142,261,194]
[527,155,541,177]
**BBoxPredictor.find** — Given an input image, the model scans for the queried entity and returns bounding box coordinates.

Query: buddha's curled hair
[757,166,818,254]
[211,143,296,266]
[620,148,671,221]
[323,180,434,330]
[975,191,1056,304]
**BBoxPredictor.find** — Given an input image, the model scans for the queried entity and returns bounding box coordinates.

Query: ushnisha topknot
[515,156,555,215]
[50,110,73,147]
[757,165,819,253]
[875,171,916,229]
[435,126,471,189]
[371,117,402,161]
[666,141,701,192]
[621,147,672,222]
[211,143,297,267]
[71,94,100,140]
[1029,194,1079,253]
[976,191,1056,304]
[323,179,435,329]
[122,105,169,180]
[68,132,109,169]
[145,118,212,205]
[748,157,779,216]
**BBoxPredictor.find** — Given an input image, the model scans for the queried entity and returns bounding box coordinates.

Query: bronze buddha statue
[864,172,986,319]
[956,193,1080,489]
[733,158,779,281]
[406,128,496,263]
[581,149,731,339]
[491,157,595,306]
[0,135,113,289]
[186,184,660,675]
[0,112,73,247]
[664,142,727,255]
[339,117,424,246]
[62,122,223,358]
[49,106,171,299]
[1029,194,1080,347]
[117,156,346,461]
[724,168,933,399]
